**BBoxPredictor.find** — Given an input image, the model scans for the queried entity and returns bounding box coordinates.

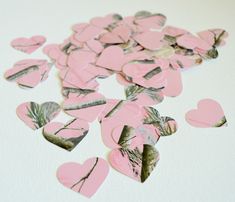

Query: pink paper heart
[63,93,106,122]
[111,124,160,147]
[162,26,189,37]
[11,35,46,54]
[57,157,109,198]
[185,99,228,128]
[4,59,51,88]
[74,25,104,42]
[96,46,125,71]
[141,107,178,136]
[60,67,99,91]
[99,25,131,44]
[16,102,61,130]
[125,84,164,106]
[90,14,122,28]
[122,62,166,89]
[100,100,142,148]
[177,34,212,50]
[162,68,183,97]
[197,29,228,47]
[61,80,97,98]
[109,144,159,183]
[133,31,164,50]
[134,12,166,30]
[67,49,96,70]
[43,118,89,151]
[86,39,104,54]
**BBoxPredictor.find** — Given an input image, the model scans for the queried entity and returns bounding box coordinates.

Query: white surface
[0,0,235,202]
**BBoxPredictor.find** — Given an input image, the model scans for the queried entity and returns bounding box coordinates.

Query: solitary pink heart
[11,35,46,54]
[56,157,109,198]
[185,99,228,128]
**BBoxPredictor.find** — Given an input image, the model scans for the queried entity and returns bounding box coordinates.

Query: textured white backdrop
[0,0,235,202]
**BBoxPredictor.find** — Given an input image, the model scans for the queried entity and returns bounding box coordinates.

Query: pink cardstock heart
[111,124,160,147]
[100,100,143,148]
[185,99,228,128]
[162,68,183,97]
[63,93,106,122]
[11,35,46,54]
[4,59,51,89]
[125,84,164,106]
[109,144,159,183]
[16,102,61,130]
[43,118,89,151]
[133,31,164,50]
[57,157,109,198]
[96,46,125,71]
[141,107,178,136]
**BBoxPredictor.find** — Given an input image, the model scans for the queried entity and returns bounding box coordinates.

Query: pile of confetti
[4,11,228,198]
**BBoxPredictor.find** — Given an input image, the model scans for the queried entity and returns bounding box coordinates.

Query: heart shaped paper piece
[63,93,106,122]
[109,144,159,183]
[43,118,89,151]
[142,107,178,136]
[57,157,109,198]
[111,124,160,147]
[4,59,51,89]
[16,102,61,130]
[185,99,228,128]
[125,84,164,106]
[96,46,125,71]
[11,35,46,54]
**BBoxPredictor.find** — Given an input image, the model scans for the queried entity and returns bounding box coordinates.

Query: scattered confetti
[4,11,229,197]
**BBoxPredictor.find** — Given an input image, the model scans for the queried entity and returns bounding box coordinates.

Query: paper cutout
[185,99,228,128]
[4,11,229,191]
[11,35,46,54]
[142,107,178,136]
[43,118,89,151]
[4,59,51,88]
[63,93,106,122]
[100,100,143,148]
[109,144,159,183]
[125,84,164,106]
[96,46,125,71]
[133,31,164,50]
[16,102,61,130]
[111,124,160,147]
[57,157,109,198]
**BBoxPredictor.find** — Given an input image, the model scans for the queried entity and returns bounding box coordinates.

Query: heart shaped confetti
[109,144,159,183]
[4,59,51,89]
[133,31,164,50]
[43,118,89,151]
[57,157,109,198]
[63,93,106,122]
[11,35,46,54]
[16,102,61,130]
[111,124,160,147]
[96,46,125,71]
[142,107,178,137]
[4,10,229,196]
[185,99,228,128]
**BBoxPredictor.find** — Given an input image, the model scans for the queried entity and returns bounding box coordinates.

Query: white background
[0,0,235,202]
